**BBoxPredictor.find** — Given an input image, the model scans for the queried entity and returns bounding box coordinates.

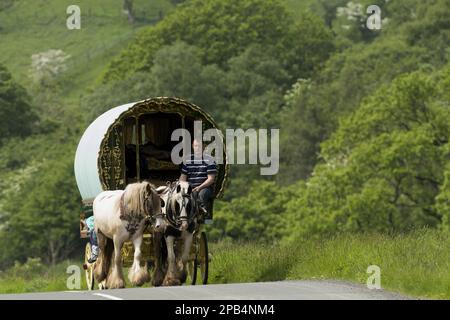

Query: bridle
[119,187,164,226]
[166,182,197,229]
[144,190,165,227]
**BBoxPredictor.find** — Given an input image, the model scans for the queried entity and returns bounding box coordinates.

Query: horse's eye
[160,199,165,208]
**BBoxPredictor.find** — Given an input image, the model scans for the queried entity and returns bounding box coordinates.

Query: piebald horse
[93,181,164,289]
[156,181,198,286]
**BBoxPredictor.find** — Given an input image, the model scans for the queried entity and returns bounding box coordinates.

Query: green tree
[85,41,227,125]
[280,34,442,183]
[222,44,290,128]
[285,70,450,238]
[432,64,450,232]
[101,0,333,83]
[210,180,297,242]
[0,152,81,268]
[0,64,37,144]
[148,41,227,117]
[280,0,450,183]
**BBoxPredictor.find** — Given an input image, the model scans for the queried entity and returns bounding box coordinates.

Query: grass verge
[1,229,448,299]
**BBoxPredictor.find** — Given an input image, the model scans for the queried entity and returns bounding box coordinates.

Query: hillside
[0,0,175,101]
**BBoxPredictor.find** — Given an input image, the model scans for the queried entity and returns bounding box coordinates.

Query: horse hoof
[94,271,107,283]
[152,272,164,287]
[163,276,181,286]
[152,279,163,287]
[106,277,125,289]
[129,267,150,287]
[179,270,187,284]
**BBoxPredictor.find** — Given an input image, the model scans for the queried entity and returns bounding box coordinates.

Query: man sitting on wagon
[180,139,216,223]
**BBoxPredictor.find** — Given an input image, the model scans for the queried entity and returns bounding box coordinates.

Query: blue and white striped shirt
[181,154,217,188]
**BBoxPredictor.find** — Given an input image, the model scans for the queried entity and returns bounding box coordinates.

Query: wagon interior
[123,112,196,187]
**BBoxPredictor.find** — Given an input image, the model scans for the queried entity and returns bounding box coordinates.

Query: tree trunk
[48,239,62,267]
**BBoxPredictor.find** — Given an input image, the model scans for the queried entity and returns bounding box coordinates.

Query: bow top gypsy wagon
[74,97,228,289]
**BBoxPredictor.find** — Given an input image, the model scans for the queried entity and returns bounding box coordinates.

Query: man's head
[192,139,202,156]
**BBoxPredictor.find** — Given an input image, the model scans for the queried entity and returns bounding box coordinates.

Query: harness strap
[165,181,199,229]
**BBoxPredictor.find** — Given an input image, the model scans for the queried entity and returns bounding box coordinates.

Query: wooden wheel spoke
[84,243,95,290]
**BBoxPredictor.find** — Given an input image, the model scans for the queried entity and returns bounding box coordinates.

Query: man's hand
[192,186,201,193]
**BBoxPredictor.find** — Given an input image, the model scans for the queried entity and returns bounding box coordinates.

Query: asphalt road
[0,280,410,300]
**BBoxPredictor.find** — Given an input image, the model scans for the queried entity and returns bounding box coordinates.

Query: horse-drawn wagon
[74,97,228,290]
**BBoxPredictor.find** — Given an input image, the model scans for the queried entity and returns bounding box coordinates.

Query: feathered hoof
[129,266,150,287]
[106,275,125,289]
[93,264,107,283]
[163,274,181,286]
[178,269,187,284]
[152,270,165,287]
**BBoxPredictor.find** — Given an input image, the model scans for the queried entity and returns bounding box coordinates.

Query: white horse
[93,181,164,289]
[158,181,198,286]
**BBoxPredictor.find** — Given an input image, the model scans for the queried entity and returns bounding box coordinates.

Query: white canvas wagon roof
[74,102,135,201]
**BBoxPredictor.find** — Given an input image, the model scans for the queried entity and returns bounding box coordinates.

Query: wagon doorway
[123,113,196,186]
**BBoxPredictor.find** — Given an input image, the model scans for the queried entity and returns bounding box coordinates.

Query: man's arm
[194,158,217,192]
[180,161,188,181]
[193,174,216,192]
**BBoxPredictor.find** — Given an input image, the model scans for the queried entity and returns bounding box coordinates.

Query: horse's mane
[123,181,157,216]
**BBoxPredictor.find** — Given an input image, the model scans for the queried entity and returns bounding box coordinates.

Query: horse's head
[141,181,165,231]
[169,181,194,231]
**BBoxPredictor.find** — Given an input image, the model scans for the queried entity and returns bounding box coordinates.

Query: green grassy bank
[1,229,448,299]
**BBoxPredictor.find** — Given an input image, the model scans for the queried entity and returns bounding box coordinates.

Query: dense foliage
[285,69,450,238]
[0,65,37,144]
[101,0,334,84]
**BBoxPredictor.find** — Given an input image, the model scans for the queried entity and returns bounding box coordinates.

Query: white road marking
[92,293,124,300]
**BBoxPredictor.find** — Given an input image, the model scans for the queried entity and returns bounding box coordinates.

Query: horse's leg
[106,235,125,289]
[94,230,107,282]
[152,231,165,287]
[163,236,180,286]
[128,233,150,286]
[178,232,193,284]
